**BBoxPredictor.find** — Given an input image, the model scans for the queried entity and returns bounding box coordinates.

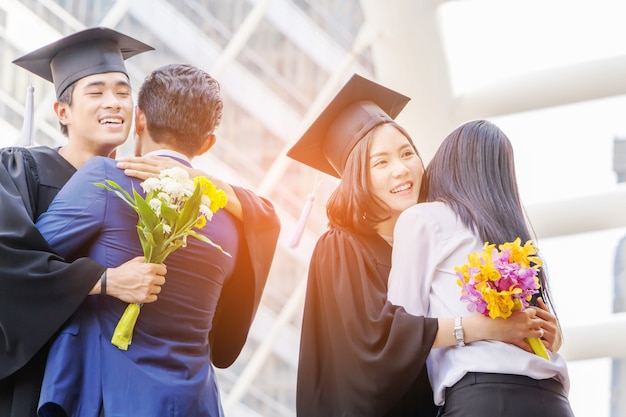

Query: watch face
[454,326,465,346]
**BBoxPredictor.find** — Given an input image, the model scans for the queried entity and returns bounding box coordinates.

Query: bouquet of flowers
[95,167,229,350]
[454,238,550,360]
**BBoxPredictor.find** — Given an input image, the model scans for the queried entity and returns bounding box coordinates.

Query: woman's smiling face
[368,123,423,218]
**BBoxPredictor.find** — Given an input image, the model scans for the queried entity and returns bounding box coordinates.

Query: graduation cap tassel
[16,83,34,146]
[289,193,315,249]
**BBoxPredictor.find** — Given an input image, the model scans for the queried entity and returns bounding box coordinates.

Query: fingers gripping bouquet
[96,167,229,350]
[455,238,550,360]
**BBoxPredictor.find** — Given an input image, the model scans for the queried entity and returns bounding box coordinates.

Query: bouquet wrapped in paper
[455,238,550,360]
[96,167,229,350]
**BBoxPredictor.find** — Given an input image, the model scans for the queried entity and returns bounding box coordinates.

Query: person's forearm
[117,156,244,221]
[85,258,167,304]
[433,313,543,351]
[432,317,488,348]
[433,318,455,348]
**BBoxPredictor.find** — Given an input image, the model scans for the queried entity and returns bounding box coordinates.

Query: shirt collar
[143,149,190,163]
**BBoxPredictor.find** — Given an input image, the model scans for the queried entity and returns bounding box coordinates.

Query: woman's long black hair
[422,120,555,311]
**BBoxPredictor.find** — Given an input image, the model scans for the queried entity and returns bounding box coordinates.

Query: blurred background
[1,1,625,416]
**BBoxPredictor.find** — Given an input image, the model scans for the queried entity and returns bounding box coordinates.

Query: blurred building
[2,1,626,416]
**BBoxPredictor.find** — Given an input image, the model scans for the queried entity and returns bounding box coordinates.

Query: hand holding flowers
[95,167,229,350]
[455,238,550,360]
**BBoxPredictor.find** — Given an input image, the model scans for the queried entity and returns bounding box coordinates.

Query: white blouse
[387,201,570,405]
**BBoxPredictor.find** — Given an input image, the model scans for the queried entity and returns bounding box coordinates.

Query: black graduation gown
[0,147,105,417]
[0,147,281,416]
[297,228,440,417]
[210,185,281,368]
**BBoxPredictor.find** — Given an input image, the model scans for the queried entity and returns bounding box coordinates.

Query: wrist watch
[454,317,465,347]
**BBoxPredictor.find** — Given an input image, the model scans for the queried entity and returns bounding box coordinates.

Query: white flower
[149,198,162,216]
[162,224,172,234]
[199,204,213,221]
[161,178,186,200]
[183,181,195,198]
[141,177,161,194]
[157,192,173,207]
[160,167,189,183]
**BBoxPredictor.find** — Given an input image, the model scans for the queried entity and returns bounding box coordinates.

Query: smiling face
[55,72,133,156]
[368,123,424,230]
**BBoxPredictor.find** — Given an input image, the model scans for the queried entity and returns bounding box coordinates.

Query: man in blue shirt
[36,63,279,417]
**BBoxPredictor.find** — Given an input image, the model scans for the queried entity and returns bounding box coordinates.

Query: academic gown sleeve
[209,185,280,368]
[0,148,104,379]
[296,228,439,417]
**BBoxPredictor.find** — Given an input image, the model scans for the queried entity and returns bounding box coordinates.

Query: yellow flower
[481,286,515,319]
[467,251,483,268]
[194,175,213,193]
[480,264,501,282]
[455,264,471,286]
[500,238,542,268]
[195,214,207,229]
[194,176,228,213]
[209,191,228,213]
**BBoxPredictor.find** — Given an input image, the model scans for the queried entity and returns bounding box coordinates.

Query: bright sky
[440,1,626,416]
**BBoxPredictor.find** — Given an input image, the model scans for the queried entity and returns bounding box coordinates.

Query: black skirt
[438,372,575,417]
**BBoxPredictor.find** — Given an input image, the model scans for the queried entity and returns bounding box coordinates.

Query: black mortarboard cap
[287,73,410,178]
[13,27,154,97]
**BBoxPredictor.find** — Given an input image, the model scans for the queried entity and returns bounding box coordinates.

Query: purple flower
[456,239,542,320]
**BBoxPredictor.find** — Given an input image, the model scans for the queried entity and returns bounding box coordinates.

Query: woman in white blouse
[388,120,574,417]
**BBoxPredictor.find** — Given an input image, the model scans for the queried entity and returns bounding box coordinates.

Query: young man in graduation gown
[35,63,279,417]
[0,27,169,417]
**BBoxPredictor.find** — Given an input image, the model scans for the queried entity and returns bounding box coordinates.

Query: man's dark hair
[137,64,223,156]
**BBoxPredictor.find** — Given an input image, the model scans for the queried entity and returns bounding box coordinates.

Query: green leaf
[150,222,166,256]
[188,230,231,257]
[141,234,154,262]
[174,186,202,235]
[152,239,184,264]
[134,189,159,229]
[94,181,137,210]
[142,227,157,248]
[160,203,179,228]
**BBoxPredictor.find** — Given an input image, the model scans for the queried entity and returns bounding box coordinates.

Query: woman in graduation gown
[286,74,561,417]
